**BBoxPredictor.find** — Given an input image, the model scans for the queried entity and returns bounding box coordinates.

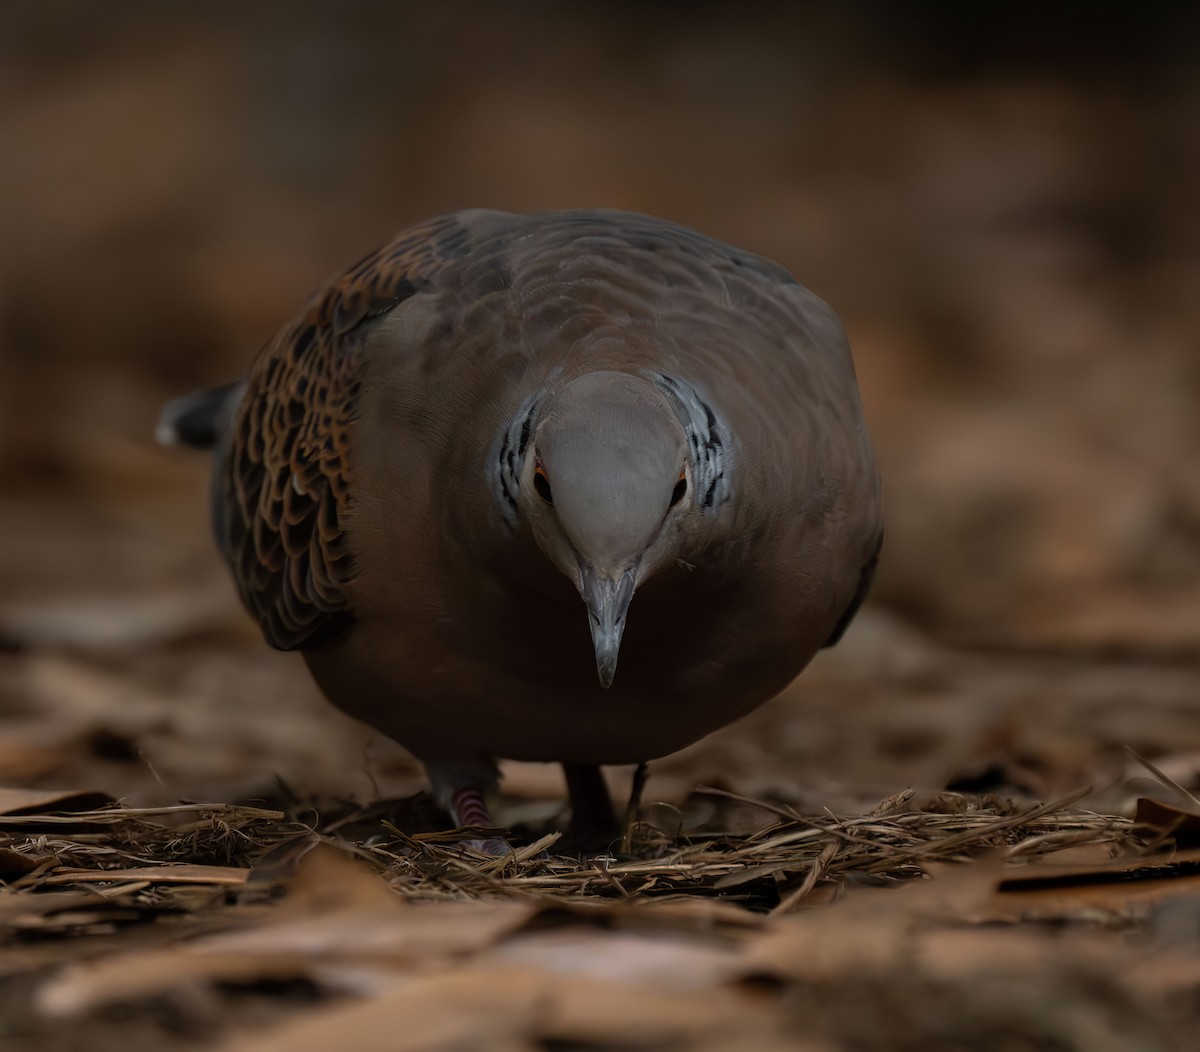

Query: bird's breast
[309,549,832,765]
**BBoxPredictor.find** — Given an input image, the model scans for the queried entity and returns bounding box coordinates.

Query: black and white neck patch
[494,394,540,527]
[647,372,731,512]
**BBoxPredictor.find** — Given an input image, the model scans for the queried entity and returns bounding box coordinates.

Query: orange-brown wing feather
[220,213,473,650]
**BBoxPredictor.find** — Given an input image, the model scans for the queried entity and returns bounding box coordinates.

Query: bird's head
[519,371,697,688]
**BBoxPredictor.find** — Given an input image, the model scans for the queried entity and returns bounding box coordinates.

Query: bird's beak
[579,563,638,689]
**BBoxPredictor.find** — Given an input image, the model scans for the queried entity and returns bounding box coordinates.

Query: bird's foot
[460,836,512,857]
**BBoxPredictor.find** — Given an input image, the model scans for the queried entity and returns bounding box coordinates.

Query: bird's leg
[562,763,619,843]
[620,761,650,854]
[426,758,509,856]
[449,784,494,829]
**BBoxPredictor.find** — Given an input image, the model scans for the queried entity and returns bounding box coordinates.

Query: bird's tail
[155,382,244,451]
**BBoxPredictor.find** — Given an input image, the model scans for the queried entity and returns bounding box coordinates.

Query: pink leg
[450,784,496,829]
[428,759,509,857]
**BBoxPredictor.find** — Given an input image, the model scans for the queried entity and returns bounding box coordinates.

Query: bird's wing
[219,211,493,650]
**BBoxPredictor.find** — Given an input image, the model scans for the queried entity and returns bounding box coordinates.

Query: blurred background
[1,1,1198,817]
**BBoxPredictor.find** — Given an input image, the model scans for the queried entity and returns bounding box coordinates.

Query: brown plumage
[162,209,882,840]
[222,213,471,650]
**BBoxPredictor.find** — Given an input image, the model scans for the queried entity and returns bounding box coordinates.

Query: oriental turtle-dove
[160,209,882,840]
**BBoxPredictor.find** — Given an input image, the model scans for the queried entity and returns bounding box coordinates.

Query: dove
[160,209,882,840]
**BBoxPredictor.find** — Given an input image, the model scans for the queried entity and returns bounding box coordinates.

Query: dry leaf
[0,889,106,923]
[36,847,538,1017]
[743,863,1002,982]
[978,847,1200,922]
[539,971,761,1047]
[0,787,113,816]
[278,844,401,912]
[1135,797,1200,844]
[0,737,70,781]
[999,847,1200,885]
[8,908,144,931]
[557,895,764,932]
[216,967,546,1052]
[0,846,54,878]
[989,877,1200,923]
[215,965,758,1052]
[487,929,740,990]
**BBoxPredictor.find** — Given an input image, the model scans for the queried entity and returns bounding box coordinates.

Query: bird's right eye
[533,461,554,505]
[669,468,688,507]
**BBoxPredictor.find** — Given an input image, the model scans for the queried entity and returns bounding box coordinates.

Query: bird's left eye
[670,468,687,507]
[533,460,554,505]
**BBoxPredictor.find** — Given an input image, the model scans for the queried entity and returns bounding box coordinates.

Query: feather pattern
[219,212,472,650]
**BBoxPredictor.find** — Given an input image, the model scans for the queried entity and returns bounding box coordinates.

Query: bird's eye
[670,469,688,507]
[533,461,554,505]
